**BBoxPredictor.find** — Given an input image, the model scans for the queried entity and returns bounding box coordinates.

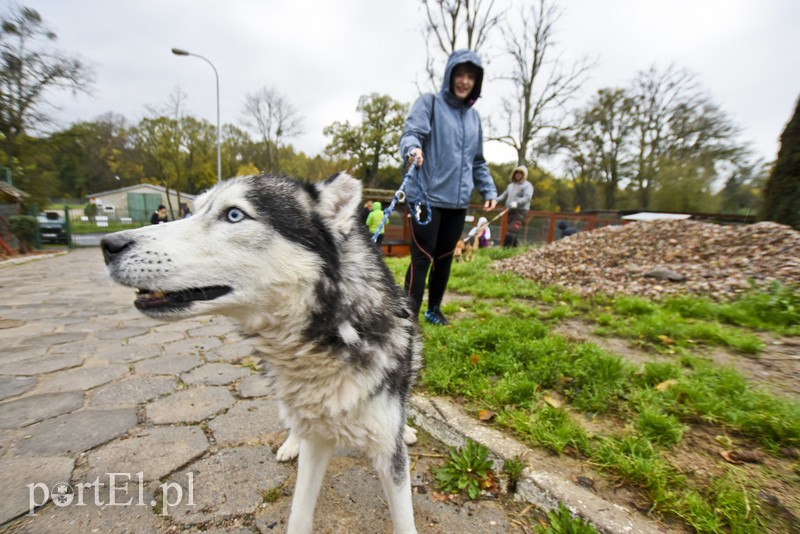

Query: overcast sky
[13,0,800,169]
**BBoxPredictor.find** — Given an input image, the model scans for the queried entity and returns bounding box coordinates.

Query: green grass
[535,503,599,533]
[384,249,800,532]
[70,220,147,234]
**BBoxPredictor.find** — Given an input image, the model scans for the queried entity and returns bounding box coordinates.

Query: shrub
[8,215,38,253]
[435,439,495,499]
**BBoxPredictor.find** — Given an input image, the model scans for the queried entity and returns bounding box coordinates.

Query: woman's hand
[484,199,497,211]
[407,148,424,167]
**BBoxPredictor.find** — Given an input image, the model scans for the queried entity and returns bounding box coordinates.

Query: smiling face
[452,63,477,101]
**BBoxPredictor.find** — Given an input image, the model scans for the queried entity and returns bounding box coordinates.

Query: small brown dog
[462,237,476,263]
[454,238,465,262]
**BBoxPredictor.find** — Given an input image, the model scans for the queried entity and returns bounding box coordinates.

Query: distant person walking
[180,203,192,219]
[399,49,497,325]
[498,165,533,247]
[467,216,492,248]
[150,205,168,225]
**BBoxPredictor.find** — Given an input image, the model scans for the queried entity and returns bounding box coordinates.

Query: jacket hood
[442,49,484,107]
[508,165,528,181]
[371,201,382,211]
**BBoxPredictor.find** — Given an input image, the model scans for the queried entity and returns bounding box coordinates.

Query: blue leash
[371,165,431,243]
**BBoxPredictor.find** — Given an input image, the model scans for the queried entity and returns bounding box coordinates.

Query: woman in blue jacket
[399,49,497,325]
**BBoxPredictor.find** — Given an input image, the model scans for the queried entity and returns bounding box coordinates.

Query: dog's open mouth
[134,286,232,311]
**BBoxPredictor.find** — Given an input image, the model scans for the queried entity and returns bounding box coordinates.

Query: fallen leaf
[543,394,562,408]
[431,492,450,503]
[478,409,496,422]
[655,379,678,391]
[720,450,744,465]
[657,334,674,345]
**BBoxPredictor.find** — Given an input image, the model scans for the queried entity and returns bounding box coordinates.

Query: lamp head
[171,48,189,56]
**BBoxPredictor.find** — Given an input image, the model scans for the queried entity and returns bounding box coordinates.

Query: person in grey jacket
[498,165,533,247]
[399,49,497,325]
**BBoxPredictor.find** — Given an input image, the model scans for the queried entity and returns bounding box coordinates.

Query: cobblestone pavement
[0,249,529,534]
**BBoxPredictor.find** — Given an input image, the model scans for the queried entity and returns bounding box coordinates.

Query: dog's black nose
[100,234,134,265]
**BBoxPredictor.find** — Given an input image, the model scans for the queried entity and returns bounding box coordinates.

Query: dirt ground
[553,319,800,533]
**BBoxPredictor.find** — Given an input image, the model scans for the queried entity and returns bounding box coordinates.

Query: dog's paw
[403,425,418,446]
[276,432,300,462]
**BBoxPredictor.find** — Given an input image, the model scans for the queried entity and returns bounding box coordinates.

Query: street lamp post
[171,48,221,183]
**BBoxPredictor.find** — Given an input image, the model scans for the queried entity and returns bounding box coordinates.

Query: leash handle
[408,165,432,227]
[369,165,431,243]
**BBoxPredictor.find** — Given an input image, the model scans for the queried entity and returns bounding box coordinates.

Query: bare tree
[491,0,593,166]
[420,0,503,90]
[241,87,303,172]
[0,5,93,176]
[630,64,740,208]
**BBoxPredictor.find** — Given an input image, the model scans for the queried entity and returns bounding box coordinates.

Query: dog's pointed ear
[315,172,362,233]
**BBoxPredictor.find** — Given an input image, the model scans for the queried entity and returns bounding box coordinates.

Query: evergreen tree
[761,96,800,229]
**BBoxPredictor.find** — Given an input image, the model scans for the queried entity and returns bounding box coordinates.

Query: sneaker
[424,306,451,326]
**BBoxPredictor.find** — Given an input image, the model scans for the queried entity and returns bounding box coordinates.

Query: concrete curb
[409,395,668,534]
[0,250,68,267]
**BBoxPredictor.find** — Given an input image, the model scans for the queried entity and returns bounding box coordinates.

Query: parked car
[37,211,68,244]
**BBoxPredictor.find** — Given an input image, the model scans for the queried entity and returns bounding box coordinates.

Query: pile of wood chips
[495,220,800,300]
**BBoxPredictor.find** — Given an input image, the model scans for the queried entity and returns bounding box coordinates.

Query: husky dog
[101,173,421,534]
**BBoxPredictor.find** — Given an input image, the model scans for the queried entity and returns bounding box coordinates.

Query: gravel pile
[495,220,800,300]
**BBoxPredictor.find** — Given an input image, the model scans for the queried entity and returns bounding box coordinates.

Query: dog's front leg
[287,437,334,534]
[373,447,417,534]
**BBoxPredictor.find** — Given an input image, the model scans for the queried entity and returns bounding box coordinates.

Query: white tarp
[622,212,691,221]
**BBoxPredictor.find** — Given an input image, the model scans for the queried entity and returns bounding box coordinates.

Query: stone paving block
[94,343,163,364]
[8,487,167,534]
[109,316,160,330]
[0,375,36,400]
[36,364,129,393]
[204,341,258,363]
[126,330,185,346]
[165,336,225,355]
[135,355,203,376]
[187,321,239,338]
[19,332,89,347]
[165,446,290,525]
[195,527,255,534]
[152,320,205,333]
[236,375,273,399]
[94,326,152,341]
[0,353,84,376]
[0,456,75,525]
[0,428,22,455]
[90,377,177,409]
[1,324,59,349]
[208,400,284,446]
[0,318,26,329]
[147,386,235,424]
[0,345,48,365]
[0,306,61,321]
[181,363,252,386]
[0,391,85,429]
[15,408,137,457]
[83,426,209,483]
[47,338,108,355]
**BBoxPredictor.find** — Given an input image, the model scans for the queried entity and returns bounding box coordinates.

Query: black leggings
[404,207,467,317]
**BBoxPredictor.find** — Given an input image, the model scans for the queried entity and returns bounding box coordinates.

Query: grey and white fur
[101,173,422,534]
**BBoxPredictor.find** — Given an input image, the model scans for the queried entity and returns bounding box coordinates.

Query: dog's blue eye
[226,208,246,223]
